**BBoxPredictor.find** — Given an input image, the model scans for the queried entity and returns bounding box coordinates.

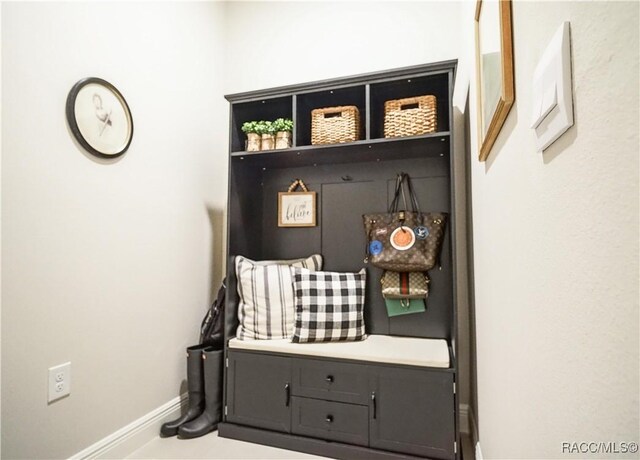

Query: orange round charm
[390,226,416,251]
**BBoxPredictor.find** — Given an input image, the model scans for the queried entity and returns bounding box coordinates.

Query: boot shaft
[186,344,208,394]
[202,348,223,406]
[177,347,223,439]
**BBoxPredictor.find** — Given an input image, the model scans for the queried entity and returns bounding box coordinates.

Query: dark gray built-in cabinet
[220,61,463,460]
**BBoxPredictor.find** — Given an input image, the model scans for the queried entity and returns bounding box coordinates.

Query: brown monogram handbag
[362,173,447,272]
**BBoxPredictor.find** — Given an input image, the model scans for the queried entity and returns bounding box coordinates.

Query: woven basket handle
[288,179,309,193]
[323,108,344,119]
[399,97,422,110]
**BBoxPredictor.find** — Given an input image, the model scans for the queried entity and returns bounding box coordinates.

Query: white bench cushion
[228,334,450,368]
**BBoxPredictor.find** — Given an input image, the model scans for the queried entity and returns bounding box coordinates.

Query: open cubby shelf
[228,63,453,154]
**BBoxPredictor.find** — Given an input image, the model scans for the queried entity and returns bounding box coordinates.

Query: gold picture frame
[475,0,515,162]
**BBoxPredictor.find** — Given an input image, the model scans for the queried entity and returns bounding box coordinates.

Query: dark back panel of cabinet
[228,163,264,259]
[321,180,389,335]
[254,157,452,340]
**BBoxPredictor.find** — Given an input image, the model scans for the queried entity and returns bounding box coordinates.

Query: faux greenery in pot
[242,121,261,151]
[241,121,259,134]
[273,118,294,133]
[273,118,293,149]
[257,121,276,150]
[242,119,293,151]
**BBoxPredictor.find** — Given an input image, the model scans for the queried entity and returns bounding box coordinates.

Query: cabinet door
[226,351,291,433]
[370,366,455,460]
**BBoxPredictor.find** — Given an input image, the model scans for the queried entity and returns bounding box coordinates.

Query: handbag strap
[389,173,422,217]
[388,174,404,213]
[404,173,422,215]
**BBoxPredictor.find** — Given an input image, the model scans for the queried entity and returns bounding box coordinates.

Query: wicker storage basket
[311,106,360,145]
[384,95,437,138]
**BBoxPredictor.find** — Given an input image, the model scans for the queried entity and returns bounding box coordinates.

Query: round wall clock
[66,77,133,158]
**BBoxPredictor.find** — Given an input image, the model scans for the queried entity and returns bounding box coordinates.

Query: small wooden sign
[278,179,316,227]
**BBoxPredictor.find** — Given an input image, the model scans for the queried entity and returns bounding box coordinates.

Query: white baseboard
[468,404,481,460]
[460,404,481,459]
[475,441,484,460]
[70,394,186,460]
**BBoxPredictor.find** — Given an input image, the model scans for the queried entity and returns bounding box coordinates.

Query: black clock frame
[66,77,133,159]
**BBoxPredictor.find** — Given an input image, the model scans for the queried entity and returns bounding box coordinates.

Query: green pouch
[384,298,426,317]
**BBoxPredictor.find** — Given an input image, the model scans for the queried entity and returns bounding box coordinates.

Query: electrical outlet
[48,362,71,403]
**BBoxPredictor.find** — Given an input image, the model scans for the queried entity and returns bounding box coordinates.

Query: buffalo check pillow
[235,254,323,340]
[291,268,367,343]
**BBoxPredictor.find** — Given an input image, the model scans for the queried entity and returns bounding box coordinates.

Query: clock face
[67,78,133,158]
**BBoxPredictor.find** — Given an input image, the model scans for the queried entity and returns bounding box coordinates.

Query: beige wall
[1,2,227,458]
[459,1,639,458]
[223,2,462,94]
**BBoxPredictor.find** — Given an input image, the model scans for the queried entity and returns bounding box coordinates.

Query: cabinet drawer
[291,397,368,447]
[292,358,369,404]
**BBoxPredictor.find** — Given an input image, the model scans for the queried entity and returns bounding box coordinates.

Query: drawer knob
[325,415,334,423]
[325,375,334,383]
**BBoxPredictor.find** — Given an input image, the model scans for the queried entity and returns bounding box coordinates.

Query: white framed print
[278,191,317,227]
[66,77,133,159]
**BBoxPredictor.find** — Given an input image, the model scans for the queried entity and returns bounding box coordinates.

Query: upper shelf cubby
[230,96,293,153]
[369,72,450,139]
[295,85,366,147]
[225,60,456,155]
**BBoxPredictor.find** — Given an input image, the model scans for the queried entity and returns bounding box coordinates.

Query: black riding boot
[178,347,223,439]
[160,345,207,437]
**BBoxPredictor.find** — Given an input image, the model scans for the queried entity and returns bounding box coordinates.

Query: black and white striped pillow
[235,254,323,340]
[291,268,367,343]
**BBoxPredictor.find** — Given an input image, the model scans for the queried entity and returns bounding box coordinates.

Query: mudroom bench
[220,335,456,460]
[220,60,463,460]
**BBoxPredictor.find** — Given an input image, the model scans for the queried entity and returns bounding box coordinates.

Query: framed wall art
[475,0,515,162]
[66,77,133,159]
[278,179,316,227]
